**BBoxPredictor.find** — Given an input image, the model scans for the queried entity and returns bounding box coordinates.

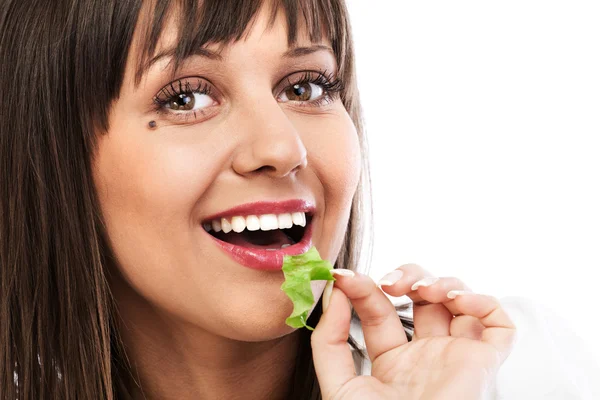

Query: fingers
[378,263,516,361]
[411,276,475,339]
[412,303,452,339]
[378,263,435,298]
[379,264,472,339]
[311,287,356,398]
[451,292,517,362]
[380,264,471,314]
[331,271,408,362]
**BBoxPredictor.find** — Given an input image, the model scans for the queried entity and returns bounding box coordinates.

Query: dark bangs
[132,0,350,88]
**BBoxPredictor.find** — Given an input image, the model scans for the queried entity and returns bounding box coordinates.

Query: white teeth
[259,214,279,231]
[231,216,246,233]
[221,218,232,233]
[278,213,293,229]
[208,211,307,234]
[246,215,260,231]
[281,244,291,248]
[291,212,306,227]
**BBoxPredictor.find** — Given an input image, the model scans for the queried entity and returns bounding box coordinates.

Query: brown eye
[163,92,215,113]
[169,93,195,111]
[285,83,311,101]
[280,82,324,102]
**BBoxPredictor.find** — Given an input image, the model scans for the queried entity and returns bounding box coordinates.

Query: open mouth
[203,212,313,250]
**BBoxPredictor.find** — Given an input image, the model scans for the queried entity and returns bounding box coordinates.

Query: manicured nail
[377,270,404,286]
[322,280,334,313]
[447,290,474,299]
[411,277,440,290]
[330,269,355,277]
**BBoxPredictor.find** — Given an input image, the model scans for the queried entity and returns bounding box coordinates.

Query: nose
[232,101,308,179]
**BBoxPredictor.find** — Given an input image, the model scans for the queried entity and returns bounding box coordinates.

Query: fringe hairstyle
[0,0,413,398]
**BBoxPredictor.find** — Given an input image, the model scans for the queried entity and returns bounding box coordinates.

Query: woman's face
[93,5,361,341]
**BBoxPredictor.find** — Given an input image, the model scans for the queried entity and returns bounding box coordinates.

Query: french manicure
[329,269,355,277]
[377,270,404,286]
[411,277,440,290]
[447,290,474,299]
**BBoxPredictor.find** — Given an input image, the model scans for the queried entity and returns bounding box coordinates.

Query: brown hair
[0,0,413,398]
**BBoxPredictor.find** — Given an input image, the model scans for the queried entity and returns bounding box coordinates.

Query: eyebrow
[140,47,223,77]
[139,44,334,78]
[283,45,334,58]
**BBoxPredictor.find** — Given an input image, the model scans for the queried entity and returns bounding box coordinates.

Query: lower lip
[208,224,313,271]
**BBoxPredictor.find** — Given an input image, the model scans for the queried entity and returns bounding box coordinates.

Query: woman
[1,1,591,399]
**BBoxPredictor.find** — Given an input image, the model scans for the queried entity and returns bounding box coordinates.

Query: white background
[346,1,600,363]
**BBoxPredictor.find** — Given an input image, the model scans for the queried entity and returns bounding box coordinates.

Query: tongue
[219,229,295,249]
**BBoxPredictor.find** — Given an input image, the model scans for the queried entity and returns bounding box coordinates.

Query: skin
[315,266,517,399]
[93,3,517,400]
[93,4,359,400]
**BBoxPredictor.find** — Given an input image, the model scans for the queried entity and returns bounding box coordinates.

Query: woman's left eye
[276,71,342,106]
[279,82,324,102]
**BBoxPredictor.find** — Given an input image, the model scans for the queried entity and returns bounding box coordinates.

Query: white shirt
[350,296,600,399]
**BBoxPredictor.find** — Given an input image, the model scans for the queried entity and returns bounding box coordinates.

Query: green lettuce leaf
[280,246,335,330]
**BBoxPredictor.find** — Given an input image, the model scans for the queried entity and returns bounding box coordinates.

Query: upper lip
[202,199,316,223]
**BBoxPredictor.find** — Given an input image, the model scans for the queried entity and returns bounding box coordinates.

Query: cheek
[93,111,234,222]
[91,120,225,284]
[96,133,213,207]
[304,112,361,200]
[300,110,362,262]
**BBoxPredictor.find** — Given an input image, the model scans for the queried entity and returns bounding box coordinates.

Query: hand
[311,264,517,400]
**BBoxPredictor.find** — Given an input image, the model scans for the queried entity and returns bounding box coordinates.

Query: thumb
[311,284,356,398]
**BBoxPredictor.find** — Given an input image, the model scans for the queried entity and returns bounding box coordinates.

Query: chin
[214,313,298,343]
[210,279,326,343]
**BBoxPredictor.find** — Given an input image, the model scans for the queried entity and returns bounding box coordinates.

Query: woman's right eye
[152,78,219,122]
[165,92,216,112]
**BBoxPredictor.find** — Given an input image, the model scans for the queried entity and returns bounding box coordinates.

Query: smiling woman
[0,0,372,398]
[0,0,559,399]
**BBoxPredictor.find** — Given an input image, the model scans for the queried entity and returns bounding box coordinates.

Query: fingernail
[447,290,474,299]
[411,277,439,290]
[329,269,355,277]
[322,280,334,313]
[377,270,404,286]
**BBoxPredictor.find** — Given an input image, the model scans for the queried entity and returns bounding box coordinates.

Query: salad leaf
[281,246,335,330]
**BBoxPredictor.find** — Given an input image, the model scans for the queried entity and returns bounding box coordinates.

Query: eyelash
[282,70,344,107]
[152,79,214,123]
[151,70,343,123]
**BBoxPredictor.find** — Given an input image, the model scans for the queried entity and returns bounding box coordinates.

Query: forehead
[131,0,343,85]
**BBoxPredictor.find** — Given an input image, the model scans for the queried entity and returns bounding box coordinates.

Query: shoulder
[487,296,600,399]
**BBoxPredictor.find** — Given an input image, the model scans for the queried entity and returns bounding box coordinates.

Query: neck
[113,284,301,400]
[129,329,299,400]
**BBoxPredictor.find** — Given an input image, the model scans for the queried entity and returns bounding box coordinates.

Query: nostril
[254,165,276,174]
[290,162,304,175]
[253,161,305,178]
